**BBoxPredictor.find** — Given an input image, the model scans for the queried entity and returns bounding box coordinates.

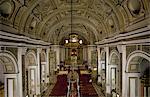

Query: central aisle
[49,74,68,96]
[79,74,98,97]
[48,70,99,97]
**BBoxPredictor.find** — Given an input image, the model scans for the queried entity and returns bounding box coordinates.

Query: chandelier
[65,34,83,44]
[64,0,82,46]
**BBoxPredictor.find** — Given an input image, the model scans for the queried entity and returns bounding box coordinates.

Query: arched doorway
[126,51,150,97]
[140,59,150,97]
[0,51,18,97]
[0,59,4,97]
[109,51,120,97]
[25,50,37,97]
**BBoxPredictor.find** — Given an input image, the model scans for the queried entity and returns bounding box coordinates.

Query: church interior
[0,0,150,97]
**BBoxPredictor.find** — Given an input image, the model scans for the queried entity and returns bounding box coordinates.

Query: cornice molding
[95,26,150,45]
[0,31,51,47]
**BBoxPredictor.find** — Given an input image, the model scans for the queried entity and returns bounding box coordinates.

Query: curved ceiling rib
[18,0,41,32]
[16,0,127,45]
[36,8,105,35]
[43,16,100,41]
[104,0,125,32]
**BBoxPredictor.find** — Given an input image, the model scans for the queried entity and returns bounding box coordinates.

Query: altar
[58,71,68,75]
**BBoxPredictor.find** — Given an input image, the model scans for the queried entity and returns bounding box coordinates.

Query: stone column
[65,48,68,60]
[83,46,88,61]
[17,47,27,97]
[97,46,101,83]
[36,48,42,95]
[121,45,127,97]
[117,45,123,96]
[87,45,92,66]
[52,45,60,67]
[87,45,95,66]
[105,46,111,96]
[45,48,50,84]
[60,46,65,62]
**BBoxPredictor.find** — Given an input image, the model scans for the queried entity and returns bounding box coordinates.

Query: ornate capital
[22,47,27,55]
[37,48,42,53]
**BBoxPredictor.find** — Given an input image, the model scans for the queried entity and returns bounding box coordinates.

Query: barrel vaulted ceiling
[0,0,149,45]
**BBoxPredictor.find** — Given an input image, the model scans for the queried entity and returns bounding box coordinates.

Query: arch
[24,50,37,96]
[109,50,121,92]
[0,51,18,73]
[109,50,120,65]
[0,51,19,97]
[25,50,37,67]
[0,59,4,83]
[18,0,41,32]
[126,50,150,72]
[104,0,126,31]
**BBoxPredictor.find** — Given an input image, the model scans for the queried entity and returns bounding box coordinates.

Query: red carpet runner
[49,72,98,97]
[79,74,98,97]
[49,74,67,96]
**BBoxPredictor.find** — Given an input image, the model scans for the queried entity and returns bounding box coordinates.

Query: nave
[0,0,150,97]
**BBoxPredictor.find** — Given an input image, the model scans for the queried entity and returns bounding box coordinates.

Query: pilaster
[45,48,50,83]
[51,45,60,66]
[87,45,96,66]
[60,46,65,62]
[105,46,111,96]
[36,48,42,95]
[83,46,88,61]
[97,46,101,83]
[122,45,127,97]
[17,47,27,97]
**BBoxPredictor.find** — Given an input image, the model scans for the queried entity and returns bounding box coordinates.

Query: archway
[0,60,4,97]
[0,51,18,97]
[109,50,120,97]
[25,50,37,97]
[126,51,150,97]
[140,59,150,97]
